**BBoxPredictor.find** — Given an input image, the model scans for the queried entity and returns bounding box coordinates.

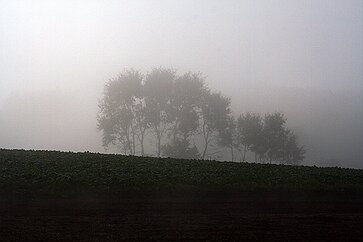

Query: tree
[263,112,288,163]
[217,115,236,161]
[258,112,305,164]
[144,68,175,157]
[98,69,144,155]
[162,72,206,158]
[200,91,231,159]
[133,94,149,156]
[97,67,306,164]
[236,113,264,162]
[235,112,305,164]
[281,130,305,165]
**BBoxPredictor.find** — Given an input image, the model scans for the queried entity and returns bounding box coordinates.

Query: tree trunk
[140,132,145,156]
[201,131,209,160]
[153,122,162,157]
[201,140,208,160]
[156,129,161,157]
[123,145,127,155]
[230,146,234,162]
[157,137,161,157]
[126,128,133,155]
[201,120,209,160]
[157,111,162,157]
[243,145,247,162]
[132,131,135,155]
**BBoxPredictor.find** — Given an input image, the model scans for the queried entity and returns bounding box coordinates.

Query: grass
[1,149,362,197]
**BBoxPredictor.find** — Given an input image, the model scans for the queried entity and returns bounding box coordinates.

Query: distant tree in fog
[143,68,175,157]
[200,91,232,159]
[98,69,144,155]
[162,72,206,158]
[236,112,305,164]
[281,130,305,165]
[217,116,236,161]
[98,67,305,164]
[236,112,264,162]
[263,113,290,163]
[133,90,149,156]
[260,113,282,162]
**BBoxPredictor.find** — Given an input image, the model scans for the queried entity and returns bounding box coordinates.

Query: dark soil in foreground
[1,193,362,241]
[1,150,362,241]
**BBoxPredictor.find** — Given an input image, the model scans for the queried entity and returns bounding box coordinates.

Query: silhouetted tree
[235,112,305,164]
[217,115,236,161]
[133,93,149,156]
[281,130,305,165]
[256,112,305,164]
[263,112,288,163]
[98,69,144,155]
[169,72,205,141]
[144,68,175,157]
[200,91,231,159]
[236,112,263,162]
[162,72,205,158]
[98,67,305,164]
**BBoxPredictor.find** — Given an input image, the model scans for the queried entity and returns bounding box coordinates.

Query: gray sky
[0,0,362,167]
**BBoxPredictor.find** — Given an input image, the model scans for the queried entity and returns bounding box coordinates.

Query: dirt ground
[1,193,362,241]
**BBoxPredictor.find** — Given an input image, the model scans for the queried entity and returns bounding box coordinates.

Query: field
[1,149,363,241]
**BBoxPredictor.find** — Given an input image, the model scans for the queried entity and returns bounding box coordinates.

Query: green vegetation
[1,149,362,197]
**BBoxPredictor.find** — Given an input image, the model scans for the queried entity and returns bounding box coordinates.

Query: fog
[0,0,362,168]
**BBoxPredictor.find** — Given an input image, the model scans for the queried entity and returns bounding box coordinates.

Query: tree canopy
[98,67,305,165]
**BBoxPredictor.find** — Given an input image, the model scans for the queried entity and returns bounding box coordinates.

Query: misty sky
[0,0,362,168]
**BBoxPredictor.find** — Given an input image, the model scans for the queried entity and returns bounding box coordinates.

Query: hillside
[1,149,362,198]
[1,149,363,241]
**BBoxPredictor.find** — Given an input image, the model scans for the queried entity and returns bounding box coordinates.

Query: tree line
[98,67,305,165]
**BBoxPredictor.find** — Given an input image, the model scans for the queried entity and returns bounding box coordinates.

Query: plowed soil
[1,193,362,241]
